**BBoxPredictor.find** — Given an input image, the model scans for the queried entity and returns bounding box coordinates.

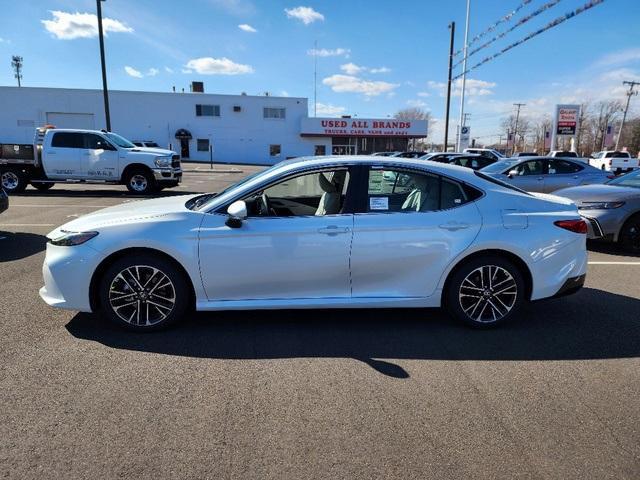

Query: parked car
[393,151,427,159]
[512,152,538,157]
[555,169,640,252]
[0,127,181,195]
[463,148,505,161]
[132,141,161,148]
[419,152,464,163]
[371,151,400,157]
[549,150,579,158]
[448,154,496,170]
[41,156,587,331]
[481,157,610,193]
[0,188,7,214]
[589,151,639,173]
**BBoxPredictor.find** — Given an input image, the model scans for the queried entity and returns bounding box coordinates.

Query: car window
[366,168,473,213]
[548,160,582,174]
[51,132,83,149]
[83,133,112,150]
[512,160,544,176]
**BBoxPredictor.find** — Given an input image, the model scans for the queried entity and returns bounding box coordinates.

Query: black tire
[619,213,640,253]
[30,182,55,191]
[445,255,525,328]
[98,253,190,331]
[1,168,28,194]
[124,168,155,195]
[600,164,606,171]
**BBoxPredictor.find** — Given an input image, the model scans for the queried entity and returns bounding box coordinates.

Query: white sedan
[40,156,588,331]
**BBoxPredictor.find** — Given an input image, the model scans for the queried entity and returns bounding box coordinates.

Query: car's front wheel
[445,256,525,328]
[99,254,190,331]
[124,169,155,195]
[619,213,640,253]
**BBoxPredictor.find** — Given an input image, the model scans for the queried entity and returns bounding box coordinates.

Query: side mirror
[225,200,247,228]
[507,169,518,178]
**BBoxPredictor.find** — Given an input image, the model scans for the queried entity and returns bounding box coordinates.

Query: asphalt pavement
[0,166,639,479]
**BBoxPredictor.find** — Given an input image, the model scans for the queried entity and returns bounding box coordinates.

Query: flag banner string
[453,0,533,57]
[453,0,605,81]
[453,0,563,68]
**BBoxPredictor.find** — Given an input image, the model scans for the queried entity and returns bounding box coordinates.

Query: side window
[549,160,582,174]
[51,132,83,148]
[513,160,544,176]
[441,179,470,209]
[83,133,111,150]
[367,169,440,212]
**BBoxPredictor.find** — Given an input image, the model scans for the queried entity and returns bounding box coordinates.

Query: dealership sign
[301,117,428,137]
[554,104,581,136]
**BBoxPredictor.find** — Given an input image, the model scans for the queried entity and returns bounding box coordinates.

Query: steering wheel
[257,193,272,216]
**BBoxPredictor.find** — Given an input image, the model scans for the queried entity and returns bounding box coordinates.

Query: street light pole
[615,81,639,151]
[512,103,525,155]
[444,21,455,152]
[456,0,471,151]
[96,0,111,131]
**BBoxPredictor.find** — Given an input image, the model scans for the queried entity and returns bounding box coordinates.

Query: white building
[0,86,428,165]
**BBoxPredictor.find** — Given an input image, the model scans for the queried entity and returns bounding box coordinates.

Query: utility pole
[456,0,471,151]
[615,80,639,151]
[313,39,318,117]
[444,21,455,152]
[96,0,111,131]
[463,112,471,126]
[512,103,525,154]
[11,55,23,87]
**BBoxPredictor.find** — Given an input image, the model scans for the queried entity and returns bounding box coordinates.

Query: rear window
[474,171,531,196]
[51,132,83,148]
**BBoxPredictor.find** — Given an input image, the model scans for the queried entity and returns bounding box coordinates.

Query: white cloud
[308,47,350,57]
[42,10,133,40]
[315,103,347,116]
[593,48,640,68]
[181,68,193,74]
[238,23,257,33]
[280,90,290,97]
[185,57,254,75]
[369,67,390,74]
[407,99,428,108]
[0,37,8,43]
[427,78,496,97]
[340,63,364,75]
[164,66,174,73]
[285,6,324,25]
[147,68,159,77]
[417,91,431,97]
[322,74,399,97]
[124,66,143,78]
[208,0,256,16]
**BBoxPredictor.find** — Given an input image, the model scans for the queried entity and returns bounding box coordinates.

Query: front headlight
[154,156,172,168]
[50,230,99,246]
[578,201,625,210]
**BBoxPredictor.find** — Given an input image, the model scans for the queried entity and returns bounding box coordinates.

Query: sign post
[551,104,580,153]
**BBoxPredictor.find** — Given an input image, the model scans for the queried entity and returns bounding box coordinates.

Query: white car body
[40,156,588,327]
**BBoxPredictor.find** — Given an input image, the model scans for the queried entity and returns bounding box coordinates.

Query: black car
[512,152,538,157]
[394,151,427,158]
[448,154,496,170]
[0,188,8,214]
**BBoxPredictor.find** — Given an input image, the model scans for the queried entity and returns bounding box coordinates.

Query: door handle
[318,225,350,235]
[438,222,470,231]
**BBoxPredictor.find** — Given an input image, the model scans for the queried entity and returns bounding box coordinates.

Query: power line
[453,0,606,81]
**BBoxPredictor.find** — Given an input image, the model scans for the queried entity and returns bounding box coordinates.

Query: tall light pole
[513,103,525,154]
[444,21,455,151]
[97,0,111,131]
[615,80,639,151]
[456,0,471,151]
[11,55,23,87]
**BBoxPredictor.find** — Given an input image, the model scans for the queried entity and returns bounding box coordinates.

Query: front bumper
[152,167,182,184]
[580,207,630,241]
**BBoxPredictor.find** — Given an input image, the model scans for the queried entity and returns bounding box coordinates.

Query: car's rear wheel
[445,256,525,328]
[1,169,27,194]
[98,254,189,331]
[30,181,55,191]
[619,214,640,253]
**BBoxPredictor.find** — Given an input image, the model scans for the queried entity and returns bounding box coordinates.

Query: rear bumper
[551,274,586,298]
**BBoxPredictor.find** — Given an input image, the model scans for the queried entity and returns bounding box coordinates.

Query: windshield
[607,170,640,188]
[105,132,136,149]
[480,159,519,173]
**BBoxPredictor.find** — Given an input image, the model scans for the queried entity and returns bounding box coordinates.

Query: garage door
[46,112,95,130]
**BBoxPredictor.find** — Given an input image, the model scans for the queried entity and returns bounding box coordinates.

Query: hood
[130,147,176,156]
[47,194,199,238]
[554,184,640,203]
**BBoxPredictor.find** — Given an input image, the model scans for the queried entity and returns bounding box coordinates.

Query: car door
[350,166,482,298]
[198,167,354,301]
[545,159,583,192]
[82,133,119,180]
[44,131,83,179]
[503,159,546,192]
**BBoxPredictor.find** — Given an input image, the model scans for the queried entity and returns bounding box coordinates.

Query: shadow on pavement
[66,287,640,378]
[0,232,47,262]
[587,239,640,258]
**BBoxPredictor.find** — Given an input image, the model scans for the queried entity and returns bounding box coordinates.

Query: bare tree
[501,114,531,151]
[395,108,432,150]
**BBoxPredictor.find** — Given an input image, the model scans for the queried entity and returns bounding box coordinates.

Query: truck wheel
[30,182,55,191]
[125,169,155,195]
[1,169,27,194]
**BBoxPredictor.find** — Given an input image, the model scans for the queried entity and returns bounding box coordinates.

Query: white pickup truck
[589,151,639,173]
[0,127,182,194]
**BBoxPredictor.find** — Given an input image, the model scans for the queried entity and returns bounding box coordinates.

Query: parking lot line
[588,261,640,265]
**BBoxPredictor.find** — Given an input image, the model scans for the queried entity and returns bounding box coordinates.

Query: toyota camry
[40,156,588,331]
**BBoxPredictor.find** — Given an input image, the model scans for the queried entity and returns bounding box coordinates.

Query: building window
[195,104,220,117]
[197,139,210,152]
[314,145,326,156]
[270,144,281,157]
[263,107,286,119]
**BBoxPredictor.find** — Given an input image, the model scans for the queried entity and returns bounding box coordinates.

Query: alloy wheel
[458,265,518,323]
[108,265,176,326]
[1,171,19,190]
[621,222,640,252]
[130,174,148,192]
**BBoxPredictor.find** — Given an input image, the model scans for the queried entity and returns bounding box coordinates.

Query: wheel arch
[441,248,534,303]
[89,247,196,312]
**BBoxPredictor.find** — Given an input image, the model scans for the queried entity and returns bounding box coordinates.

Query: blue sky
[1,0,639,141]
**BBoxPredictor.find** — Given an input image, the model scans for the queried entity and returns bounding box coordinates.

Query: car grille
[171,155,181,168]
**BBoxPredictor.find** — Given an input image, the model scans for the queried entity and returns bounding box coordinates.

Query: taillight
[554,219,588,234]
[608,159,612,166]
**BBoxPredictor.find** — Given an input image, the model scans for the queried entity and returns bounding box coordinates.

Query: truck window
[51,132,84,149]
[83,133,113,150]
